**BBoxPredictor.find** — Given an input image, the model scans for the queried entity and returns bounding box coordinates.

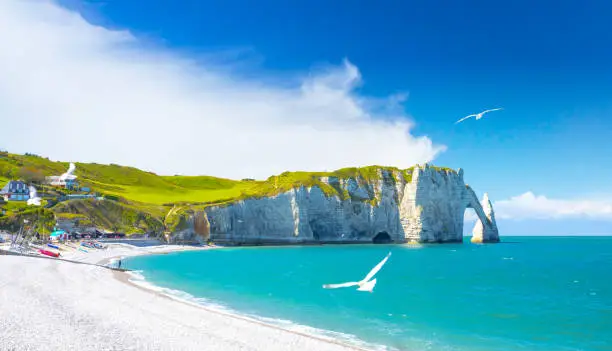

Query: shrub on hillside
[18,167,45,184]
[100,193,121,202]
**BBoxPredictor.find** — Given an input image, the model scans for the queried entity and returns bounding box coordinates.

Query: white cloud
[0,0,444,179]
[494,192,612,220]
[465,192,612,221]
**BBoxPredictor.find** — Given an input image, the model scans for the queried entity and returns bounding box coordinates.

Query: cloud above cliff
[0,0,444,179]
[494,192,612,221]
[466,192,612,222]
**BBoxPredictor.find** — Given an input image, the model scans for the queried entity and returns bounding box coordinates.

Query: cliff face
[169,164,499,244]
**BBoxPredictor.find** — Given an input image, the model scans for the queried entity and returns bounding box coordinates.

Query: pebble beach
[0,243,357,351]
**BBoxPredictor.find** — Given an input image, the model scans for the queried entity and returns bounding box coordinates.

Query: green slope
[0,153,252,205]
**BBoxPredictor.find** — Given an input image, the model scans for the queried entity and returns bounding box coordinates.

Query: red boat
[39,249,60,258]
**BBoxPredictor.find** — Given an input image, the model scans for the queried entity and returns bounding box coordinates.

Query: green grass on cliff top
[0,153,456,206]
[0,153,251,205]
[237,166,419,201]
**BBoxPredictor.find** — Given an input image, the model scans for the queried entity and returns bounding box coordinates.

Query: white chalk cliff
[171,164,500,244]
[471,193,499,243]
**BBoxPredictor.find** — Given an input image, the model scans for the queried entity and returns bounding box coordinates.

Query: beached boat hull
[39,249,60,258]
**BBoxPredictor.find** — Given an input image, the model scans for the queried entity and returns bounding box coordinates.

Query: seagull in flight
[455,108,503,124]
[323,252,391,293]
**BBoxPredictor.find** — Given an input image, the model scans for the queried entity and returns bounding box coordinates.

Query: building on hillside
[56,218,79,233]
[0,180,30,201]
[45,162,79,189]
[49,229,68,242]
[46,176,78,189]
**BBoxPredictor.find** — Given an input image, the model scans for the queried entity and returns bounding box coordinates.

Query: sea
[125,237,612,351]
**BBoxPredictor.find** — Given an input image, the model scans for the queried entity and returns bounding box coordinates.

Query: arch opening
[463,191,499,243]
[463,207,482,242]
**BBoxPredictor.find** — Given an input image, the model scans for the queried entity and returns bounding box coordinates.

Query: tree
[18,167,45,184]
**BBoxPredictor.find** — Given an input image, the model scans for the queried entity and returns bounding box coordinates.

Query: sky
[1,0,611,234]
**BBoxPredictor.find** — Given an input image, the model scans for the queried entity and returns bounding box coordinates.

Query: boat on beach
[81,242,96,249]
[81,241,105,249]
[38,249,60,258]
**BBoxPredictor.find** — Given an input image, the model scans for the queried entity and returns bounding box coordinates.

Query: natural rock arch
[464,187,499,243]
[398,165,500,243]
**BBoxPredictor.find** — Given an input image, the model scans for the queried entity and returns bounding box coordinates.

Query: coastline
[108,244,375,350]
[0,244,368,351]
[113,271,371,351]
[113,245,384,350]
[58,242,214,266]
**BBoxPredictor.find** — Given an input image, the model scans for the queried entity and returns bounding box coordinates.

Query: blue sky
[61,0,612,199]
[2,0,611,233]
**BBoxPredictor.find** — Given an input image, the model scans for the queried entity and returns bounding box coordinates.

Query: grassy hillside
[0,151,455,235]
[0,153,252,205]
[0,152,68,177]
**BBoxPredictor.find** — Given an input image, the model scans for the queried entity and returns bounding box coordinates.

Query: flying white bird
[455,108,503,124]
[323,252,391,293]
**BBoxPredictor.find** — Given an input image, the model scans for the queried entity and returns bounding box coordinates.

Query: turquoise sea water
[126,237,612,351]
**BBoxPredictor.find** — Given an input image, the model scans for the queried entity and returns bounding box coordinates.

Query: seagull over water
[455,108,503,124]
[323,252,391,293]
